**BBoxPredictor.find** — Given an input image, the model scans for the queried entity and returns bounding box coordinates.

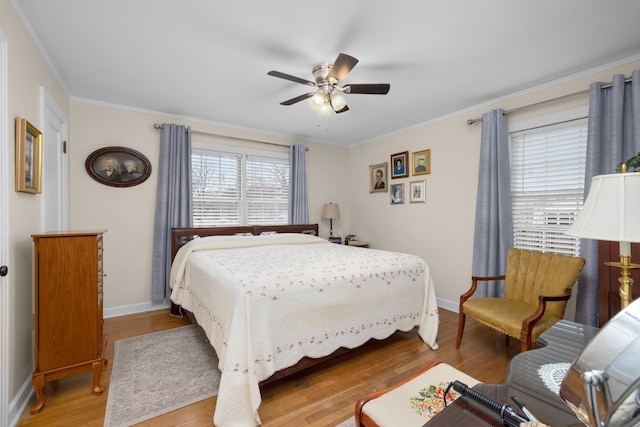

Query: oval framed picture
[85,146,152,187]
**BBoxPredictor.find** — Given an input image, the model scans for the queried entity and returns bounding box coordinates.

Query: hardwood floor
[16,308,521,427]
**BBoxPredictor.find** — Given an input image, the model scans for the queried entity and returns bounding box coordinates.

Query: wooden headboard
[170,224,319,261]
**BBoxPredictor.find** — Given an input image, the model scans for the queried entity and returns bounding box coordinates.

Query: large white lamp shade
[566,172,640,254]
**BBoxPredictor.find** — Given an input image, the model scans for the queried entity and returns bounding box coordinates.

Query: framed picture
[369,162,388,193]
[390,183,404,204]
[412,149,431,175]
[15,117,43,194]
[410,180,426,203]
[390,151,409,179]
[85,146,152,187]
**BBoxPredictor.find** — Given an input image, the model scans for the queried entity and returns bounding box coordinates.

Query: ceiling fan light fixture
[311,91,325,105]
[330,93,346,111]
[318,101,333,116]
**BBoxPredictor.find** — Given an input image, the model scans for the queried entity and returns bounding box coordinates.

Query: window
[191,143,289,226]
[510,117,588,256]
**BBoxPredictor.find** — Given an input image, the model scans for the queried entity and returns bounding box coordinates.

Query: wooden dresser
[30,230,107,414]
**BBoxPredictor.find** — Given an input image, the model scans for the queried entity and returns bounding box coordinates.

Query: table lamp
[566,168,640,308]
[321,203,340,237]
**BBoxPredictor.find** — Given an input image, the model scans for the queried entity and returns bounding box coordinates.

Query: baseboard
[103,300,171,319]
[436,297,458,314]
[9,376,33,427]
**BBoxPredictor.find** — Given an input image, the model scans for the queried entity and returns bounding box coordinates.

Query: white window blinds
[191,145,289,227]
[246,154,289,225]
[510,118,588,256]
[192,149,242,226]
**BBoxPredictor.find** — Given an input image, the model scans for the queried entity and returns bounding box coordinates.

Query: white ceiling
[12,0,640,146]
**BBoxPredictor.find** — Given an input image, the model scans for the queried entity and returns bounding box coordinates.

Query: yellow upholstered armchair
[456,247,585,352]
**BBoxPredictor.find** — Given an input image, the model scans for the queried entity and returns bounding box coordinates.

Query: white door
[0,32,10,427]
[41,87,69,232]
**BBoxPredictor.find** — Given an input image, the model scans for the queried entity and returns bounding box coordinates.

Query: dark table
[428,320,599,426]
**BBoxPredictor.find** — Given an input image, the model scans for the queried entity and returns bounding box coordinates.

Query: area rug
[336,417,356,427]
[104,325,220,427]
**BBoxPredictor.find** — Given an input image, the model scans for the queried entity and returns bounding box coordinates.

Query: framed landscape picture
[15,117,43,194]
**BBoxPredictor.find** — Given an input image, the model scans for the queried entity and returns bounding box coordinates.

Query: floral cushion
[360,362,479,427]
[409,382,461,420]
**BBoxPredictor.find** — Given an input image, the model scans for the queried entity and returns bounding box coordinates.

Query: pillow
[260,231,277,235]
[234,232,253,236]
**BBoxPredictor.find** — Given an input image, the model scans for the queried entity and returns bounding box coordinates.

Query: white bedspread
[170,233,439,427]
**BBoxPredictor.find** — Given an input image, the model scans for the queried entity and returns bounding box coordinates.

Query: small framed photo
[15,117,43,194]
[369,162,388,193]
[85,146,152,187]
[390,151,409,179]
[412,149,431,176]
[390,183,404,205]
[410,180,426,203]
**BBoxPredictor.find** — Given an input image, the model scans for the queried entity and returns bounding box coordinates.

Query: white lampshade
[321,203,341,219]
[566,172,640,255]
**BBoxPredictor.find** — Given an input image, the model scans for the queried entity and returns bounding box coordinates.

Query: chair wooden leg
[520,329,533,352]
[455,311,466,349]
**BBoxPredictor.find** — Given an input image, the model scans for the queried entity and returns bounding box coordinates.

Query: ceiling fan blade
[280,92,314,105]
[267,70,315,87]
[344,83,390,94]
[327,53,359,84]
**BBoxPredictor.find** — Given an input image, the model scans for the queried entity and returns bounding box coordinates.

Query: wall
[69,102,350,312]
[69,55,640,322]
[346,56,640,315]
[1,0,70,413]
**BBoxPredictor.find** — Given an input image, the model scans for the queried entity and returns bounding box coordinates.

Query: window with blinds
[191,145,289,226]
[510,118,588,256]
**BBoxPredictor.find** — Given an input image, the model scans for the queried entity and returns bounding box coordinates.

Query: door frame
[40,87,69,231]
[0,31,11,427]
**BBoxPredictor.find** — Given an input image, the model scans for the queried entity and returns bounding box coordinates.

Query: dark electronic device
[451,381,529,427]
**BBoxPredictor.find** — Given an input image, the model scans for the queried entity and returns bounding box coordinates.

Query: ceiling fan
[267,53,390,115]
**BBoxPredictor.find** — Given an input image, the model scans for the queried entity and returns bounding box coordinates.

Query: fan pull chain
[316,113,330,132]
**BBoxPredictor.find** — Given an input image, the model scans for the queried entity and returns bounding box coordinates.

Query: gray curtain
[471,109,514,297]
[288,144,309,224]
[576,69,640,326]
[151,123,193,302]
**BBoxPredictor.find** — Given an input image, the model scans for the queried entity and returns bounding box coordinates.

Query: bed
[169,224,439,426]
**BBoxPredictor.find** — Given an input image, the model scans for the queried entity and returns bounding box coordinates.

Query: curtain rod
[153,123,309,151]
[466,76,632,126]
